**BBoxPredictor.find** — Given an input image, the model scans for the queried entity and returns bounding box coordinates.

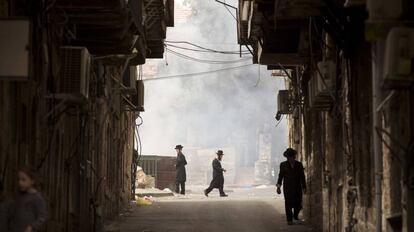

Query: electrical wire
[311,18,334,51]
[136,116,143,164]
[376,126,410,153]
[277,63,293,81]
[308,17,336,102]
[132,116,143,195]
[143,63,255,81]
[165,43,251,55]
[375,127,404,163]
[275,115,284,128]
[166,47,252,64]
[215,0,238,20]
[222,0,237,21]
[165,40,249,54]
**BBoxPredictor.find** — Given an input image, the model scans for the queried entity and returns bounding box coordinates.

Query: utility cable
[143,64,255,81]
[165,43,250,55]
[132,116,143,195]
[309,17,336,102]
[275,115,284,128]
[222,0,237,21]
[136,116,143,164]
[215,0,238,21]
[166,47,251,64]
[375,128,403,163]
[165,40,249,53]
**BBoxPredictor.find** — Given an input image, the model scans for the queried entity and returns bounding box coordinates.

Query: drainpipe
[372,40,383,232]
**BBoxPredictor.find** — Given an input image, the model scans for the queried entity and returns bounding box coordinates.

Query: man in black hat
[204,150,228,197]
[175,145,187,195]
[276,148,307,225]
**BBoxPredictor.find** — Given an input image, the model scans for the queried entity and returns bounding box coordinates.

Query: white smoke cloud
[139,0,288,169]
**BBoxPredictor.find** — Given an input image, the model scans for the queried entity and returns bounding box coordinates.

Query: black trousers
[175,181,185,194]
[283,186,303,222]
[285,201,301,222]
[205,184,225,195]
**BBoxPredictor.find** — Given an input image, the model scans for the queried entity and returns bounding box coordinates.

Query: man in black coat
[276,148,307,225]
[175,145,187,195]
[204,150,228,197]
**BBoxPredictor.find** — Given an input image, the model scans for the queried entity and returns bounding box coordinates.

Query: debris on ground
[135,196,154,206]
[136,166,156,189]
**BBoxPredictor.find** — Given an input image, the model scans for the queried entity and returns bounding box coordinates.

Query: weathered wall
[0,61,135,232]
[288,27,414,232]
[0,1,141,231]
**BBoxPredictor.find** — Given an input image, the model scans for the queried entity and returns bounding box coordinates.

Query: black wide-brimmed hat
[216,150,224,156]
[283,148,297,157]
[175,145,183,149]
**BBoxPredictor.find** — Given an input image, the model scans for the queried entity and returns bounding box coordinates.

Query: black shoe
[220,193,228,197]
[204,190,208,197]
[293,216,299,220]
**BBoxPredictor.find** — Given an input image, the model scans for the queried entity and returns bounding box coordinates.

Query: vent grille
[60,49,82,93]
[56,46,90,102]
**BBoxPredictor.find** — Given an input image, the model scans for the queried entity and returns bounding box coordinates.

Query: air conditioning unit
[367,0,402,21]
[257,26,309,66]
[132,80,145,112]
[316,60,335,96]
[122,66,138,94]
[383,27,414,89]
[56,46,91,101]
[277,90,292,114]
[0,19,30,80]
[308,61,335,110]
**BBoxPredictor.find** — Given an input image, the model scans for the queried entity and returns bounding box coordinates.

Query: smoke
[140,0,288,170]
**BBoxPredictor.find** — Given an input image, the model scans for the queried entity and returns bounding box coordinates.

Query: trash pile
[135,195,154,206]
[136,166,155,189]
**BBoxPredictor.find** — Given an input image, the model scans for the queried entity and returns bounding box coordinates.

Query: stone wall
[287,36,414,232]
[0,62,136,232]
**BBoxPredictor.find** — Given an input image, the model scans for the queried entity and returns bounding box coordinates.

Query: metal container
[139,155,176,190]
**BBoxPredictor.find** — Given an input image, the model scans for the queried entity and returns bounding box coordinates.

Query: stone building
[236,0,414,231]
[0,0,173,231]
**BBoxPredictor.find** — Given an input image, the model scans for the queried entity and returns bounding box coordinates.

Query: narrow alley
[1,0,414,232]
[110,186,313,232]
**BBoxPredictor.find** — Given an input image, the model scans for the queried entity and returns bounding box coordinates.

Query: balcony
[55,0,145,56]
[257,21,309,66]
[144,0,174,58]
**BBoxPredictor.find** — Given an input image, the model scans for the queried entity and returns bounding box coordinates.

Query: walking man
[276,148,307,225]
[175,145,187,195]
[204,150,228,197]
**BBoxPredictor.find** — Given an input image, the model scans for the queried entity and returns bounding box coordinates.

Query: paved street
[112,186,314,232]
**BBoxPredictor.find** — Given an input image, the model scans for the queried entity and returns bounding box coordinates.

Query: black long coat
[277,160,306,209]
[209,158,224,188]
[176,153,187,182]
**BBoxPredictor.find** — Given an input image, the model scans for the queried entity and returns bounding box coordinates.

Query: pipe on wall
[372,40,384,232]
